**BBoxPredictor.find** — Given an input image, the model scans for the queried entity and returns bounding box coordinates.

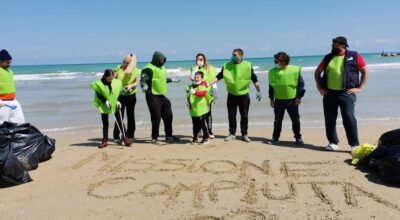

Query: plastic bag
[0,142,32,185]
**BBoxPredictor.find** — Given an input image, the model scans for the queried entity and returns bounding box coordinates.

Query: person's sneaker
[151,138,158,144]
[267,137,279,145]
[209,134,215,139]
[241,135,251,142]
[325,143,339,151]
[295,138,304,145]
[225,134,236,141]
[114,139,122,145]
[165,135,180,142]
[98,139,108,148]
[191,138,198,144]
[123,137,132,147]
[351,145,357,151]
[200,139,210,145]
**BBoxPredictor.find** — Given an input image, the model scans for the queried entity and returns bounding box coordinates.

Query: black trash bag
[0,122,56,171]
[0,142,32,185]
[378,129,400,146]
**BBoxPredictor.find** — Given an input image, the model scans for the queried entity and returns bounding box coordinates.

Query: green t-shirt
[327,56,345,90]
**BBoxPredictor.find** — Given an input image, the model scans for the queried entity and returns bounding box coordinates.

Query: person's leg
[113,96,126,140]
[101,114,109,140]
[200,115,210,140]
[205,103,213,135]
[323,92,340,145]
[160,96,173,137]
[192,116,201,140]
[227,93,238,135]
[8,100,25,124]
[339,93,359,146]
[272,100,286,139]
[146,94,162,139]
[286,100,301,139]
[126,94,137,139]
[238,94,251,136]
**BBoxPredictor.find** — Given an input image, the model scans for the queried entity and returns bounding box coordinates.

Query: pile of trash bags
[0,122,56,185]
[352,129,400,184]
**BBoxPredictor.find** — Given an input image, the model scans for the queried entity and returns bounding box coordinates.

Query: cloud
[375,38,396,44]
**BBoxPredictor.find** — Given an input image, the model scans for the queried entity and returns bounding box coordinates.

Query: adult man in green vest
[140,51,180,144]
[268,52,305,145]
[210,48,261,142]
[0,49,25,124]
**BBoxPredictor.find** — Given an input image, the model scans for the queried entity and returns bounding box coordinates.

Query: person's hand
[256,92,261,102]
[270,100,275,108]
[142,84,148,92]
[172,78,181,83]
[294,98,301,106]
[317,86,328,96]
[105,101,112,110]
[189,88,196,94]
[347,87,362,94]
[117,101,122,109]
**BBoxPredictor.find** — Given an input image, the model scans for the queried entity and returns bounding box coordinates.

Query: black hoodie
[140,51,173,94]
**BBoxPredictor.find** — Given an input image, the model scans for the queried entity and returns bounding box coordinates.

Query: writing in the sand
[72,152,400,215]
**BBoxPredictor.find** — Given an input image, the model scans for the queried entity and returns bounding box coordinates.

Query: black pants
[227,93,250,135]
[204,103,213,135]
[272,99,301,139]
[101,112,124,140]
[323,90,359,146]
[145,93,173,139]
[113,94,136,139]
[192,115,209,140]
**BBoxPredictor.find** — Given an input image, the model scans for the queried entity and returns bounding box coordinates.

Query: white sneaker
[351,146,357,151]
[325,143,339,151]
[225,135,236,141]
[209,134,215,139]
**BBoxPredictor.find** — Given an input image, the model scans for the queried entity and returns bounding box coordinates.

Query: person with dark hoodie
[140,51,181,144]
[91,69,132,148]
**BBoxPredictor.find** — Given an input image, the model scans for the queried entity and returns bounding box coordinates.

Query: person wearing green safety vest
[268,52,305,145]
[185,71,211,145]
[112,54,140,142]
[140,51,181,144]
[0,49,25,125]
[91,69,131,148]
[190,53,217,138]
[209,48,261,142]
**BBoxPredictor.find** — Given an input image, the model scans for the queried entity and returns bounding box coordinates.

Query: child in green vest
[91,69,131,148]
[185,72,211,145]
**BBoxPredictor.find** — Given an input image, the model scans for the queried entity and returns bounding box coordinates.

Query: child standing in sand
[185,71,211,145]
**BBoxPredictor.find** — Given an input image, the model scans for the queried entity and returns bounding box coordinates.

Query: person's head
[231,48,244,64]
[195,53,208,68]
[122,54,137,73]
[274,52,290,68]
[151,51,167,67]
[331,36,349,55]
[0,50,12,69]
[122,54,132,69]
[194,71,204,83]
[103,69,114,83]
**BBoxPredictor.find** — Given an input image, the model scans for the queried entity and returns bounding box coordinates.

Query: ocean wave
[14,71,102,81]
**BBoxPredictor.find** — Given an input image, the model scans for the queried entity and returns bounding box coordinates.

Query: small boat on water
[381,50,400,57]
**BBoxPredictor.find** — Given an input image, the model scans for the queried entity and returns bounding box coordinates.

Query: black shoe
[267,137,279,145]
[191,138,198,144]
[151,138,158,144]
[165,135,180,142]
[295,138,304,145]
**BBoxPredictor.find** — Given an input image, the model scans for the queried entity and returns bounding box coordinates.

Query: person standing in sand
[268,52,305,145]
[0,49,25,124]
[190,53,217,138]
[140,51,181,144]
[210,48,261,142]
[315,36,369,151]
[113,54,140,142]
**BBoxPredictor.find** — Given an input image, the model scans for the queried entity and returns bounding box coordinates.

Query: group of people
[90,36,369,151]
[0,35,369,152]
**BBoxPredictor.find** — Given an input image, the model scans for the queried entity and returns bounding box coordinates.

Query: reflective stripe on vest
[223,61,252,96]
[268,65,300,100]
[144,63,167,95]
[91,79,122,114]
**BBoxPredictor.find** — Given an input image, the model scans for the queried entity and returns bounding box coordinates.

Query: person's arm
[251,68,261,93]
[347,54,368,94]
[269,85,274,100]
[296,73,305,98]
[96,92,107,104]
[315,60,327,96]
[194,89,207,97]
[209,68,223,86]
[140,68,153,92]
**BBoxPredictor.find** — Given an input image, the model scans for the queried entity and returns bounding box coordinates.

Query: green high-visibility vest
[91,79,122,114]
[223,61,252,96]
[268,65,300,100]
[114,65,140,96]
[185,84,210,117]
[0,67,16,95]
[144,63,167,95]
[194,65,217,102]
[327,56,345,90]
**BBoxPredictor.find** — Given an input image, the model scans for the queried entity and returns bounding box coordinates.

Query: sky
[2,0,400,65]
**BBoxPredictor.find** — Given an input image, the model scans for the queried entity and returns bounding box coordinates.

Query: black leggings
[204,103,213,135]
[113,94,137,139]
[192,115,209,140]
[101,112,124,140]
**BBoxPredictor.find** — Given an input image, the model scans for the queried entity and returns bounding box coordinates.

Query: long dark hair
[196,53,210,72]
[102,69,114,93]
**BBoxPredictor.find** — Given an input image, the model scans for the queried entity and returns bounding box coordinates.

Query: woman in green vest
[189,53,217,138]
[113,54,140,142]
[268,52,305,145]
[185,71,211,145]
[91,69,131,148]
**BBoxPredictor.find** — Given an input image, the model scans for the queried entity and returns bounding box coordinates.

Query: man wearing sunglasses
[210,48,261,142]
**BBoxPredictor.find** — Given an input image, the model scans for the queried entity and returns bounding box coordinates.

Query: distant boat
[381,50,400,57]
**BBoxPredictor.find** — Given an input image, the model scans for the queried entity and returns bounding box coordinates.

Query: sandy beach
[1,123,399,220]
